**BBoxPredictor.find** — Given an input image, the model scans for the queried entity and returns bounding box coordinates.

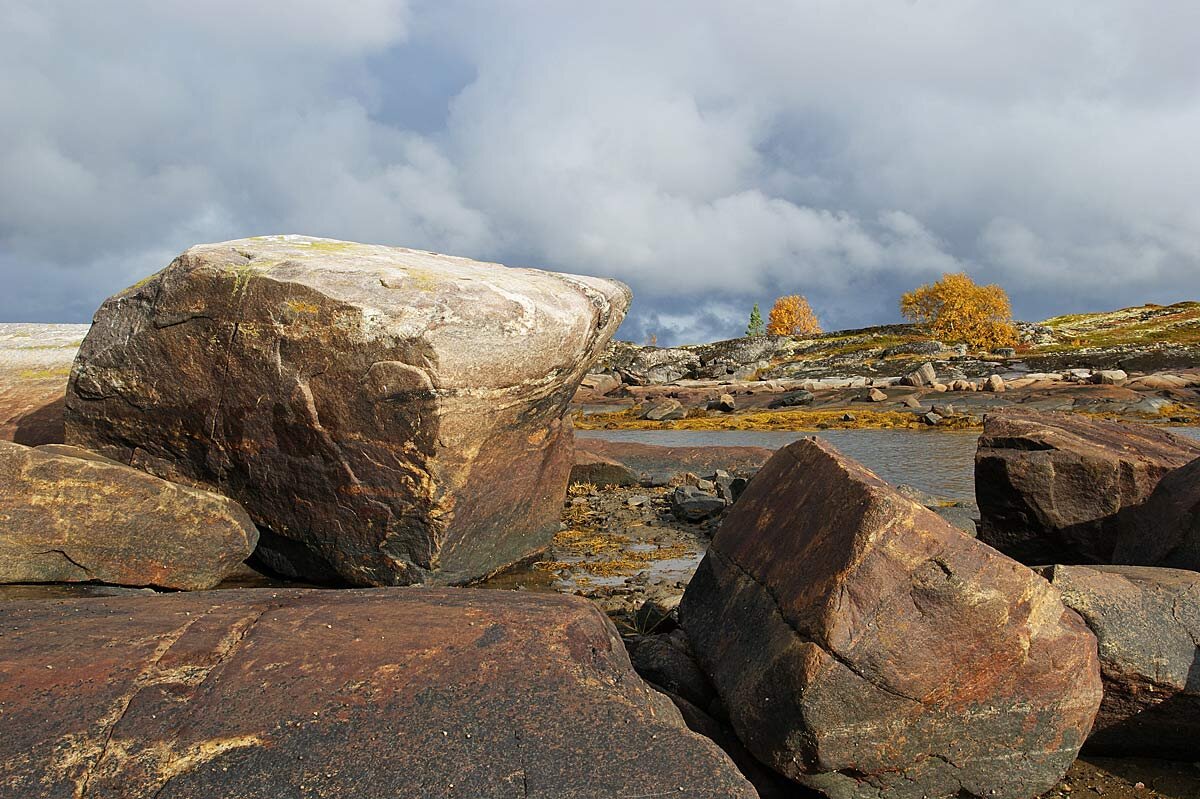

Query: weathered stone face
[1111,455,1200,571]
[975,410,1200,565]
[1035,565,1200,761]
[0,441,257,590]
[64,236,629,586]
[681,437,1103,799]
[0,587,756,798]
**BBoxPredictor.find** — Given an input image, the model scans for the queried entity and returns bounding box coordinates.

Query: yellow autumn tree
[766,294,822,336]
[899,272,1017,350]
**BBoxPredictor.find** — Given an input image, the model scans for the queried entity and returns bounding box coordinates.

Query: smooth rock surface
[0,441,257,590]
[681,437,1102,799]
[975,410,1200,565]
[570,448,639,487]
[64,236,629,586]
[0,587,756,799]
[1035,565,1200,760]
[1111,455,1200,571]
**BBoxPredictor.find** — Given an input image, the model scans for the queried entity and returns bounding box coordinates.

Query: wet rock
[975,410,1200,565]
[983,374,1006,392]
[0,587,756,798]
[64,236,628,587]
[571,448,639,488]
[900,362,937,387]
[642,399,686,421]
[681,437,1102,799]
[920,411,943,426]
[1111,455,1200,570]
[671,485,726,522]
[0,441,257,591]
[1035,565,1200,761]
[930,403,955,416]
[1091,370,1129,385]
[841,413,856,422]
[767,389,814,408]
[707,393,736,413]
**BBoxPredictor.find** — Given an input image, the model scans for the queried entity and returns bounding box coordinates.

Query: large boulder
[975,410,1200,565]
[1111,455,1200,570]
[0,587,755,798]
[681,437,1102,799]
[1035,565,1199,760]
[64,236,629,587]
[0,441,257,590]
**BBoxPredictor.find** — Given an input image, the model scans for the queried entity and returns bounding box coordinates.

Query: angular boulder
[975,410,1200,564]
[1111,455,1200,570]
[0,588,755,798]
[0,441,257,590]
[1035,565,1200,760]
[570,448,639,487]
[64,236,629,586]
[641,398,686,421]
[900,362,937,387]
[681,437,1102,799]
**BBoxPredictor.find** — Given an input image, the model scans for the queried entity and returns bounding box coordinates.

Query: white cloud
[1,0,1198,343]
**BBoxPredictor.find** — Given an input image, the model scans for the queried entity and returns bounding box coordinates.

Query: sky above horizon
[2,1,1198,345]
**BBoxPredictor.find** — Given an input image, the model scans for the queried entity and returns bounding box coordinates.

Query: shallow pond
[578,426,1200,502]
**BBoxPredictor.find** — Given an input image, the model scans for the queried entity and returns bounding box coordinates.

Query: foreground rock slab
[1036,565,1200,760]
[682,437,1102,799]
[975,410,1200,565]
[0,441,257,590]
[65,236,629,586]
[0,588,755,799]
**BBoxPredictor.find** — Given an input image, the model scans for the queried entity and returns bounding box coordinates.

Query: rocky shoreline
[2,239,1199,798]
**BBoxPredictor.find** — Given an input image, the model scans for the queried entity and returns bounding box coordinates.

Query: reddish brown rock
[0,587,755,799]
[975,410,1200,565]
[0,441,258,590]
[0,323,88,445]
[1036,565,1200,760]
[681,437,1102,799]
[1111,455,1200,570]
[570,448,639,487]
[63,236,628,587]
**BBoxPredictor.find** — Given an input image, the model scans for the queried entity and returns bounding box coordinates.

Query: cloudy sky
[2,1,1198,345]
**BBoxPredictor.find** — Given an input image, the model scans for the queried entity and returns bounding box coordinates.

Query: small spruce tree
[746,303,765,337]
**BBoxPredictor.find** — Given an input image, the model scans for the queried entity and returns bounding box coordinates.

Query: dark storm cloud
[2,1,1197,343]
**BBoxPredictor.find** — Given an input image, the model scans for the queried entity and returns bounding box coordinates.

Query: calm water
[577,426,1200,502]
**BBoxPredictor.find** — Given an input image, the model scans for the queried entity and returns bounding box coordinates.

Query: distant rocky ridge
[595,301,1200,386]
